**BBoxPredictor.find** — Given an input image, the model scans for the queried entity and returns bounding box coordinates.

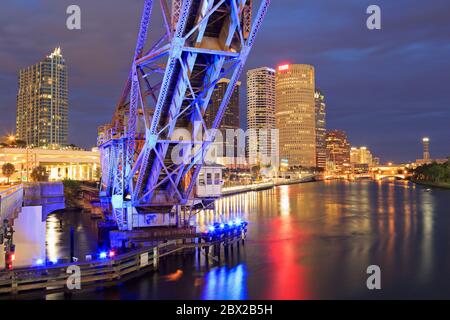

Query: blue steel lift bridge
[98,0,270,231]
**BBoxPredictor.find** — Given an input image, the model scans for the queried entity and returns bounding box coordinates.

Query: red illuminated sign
[278,64,289,71]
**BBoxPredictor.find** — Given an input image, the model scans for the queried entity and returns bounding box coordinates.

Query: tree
[1,163,15,184]
[67,144,82,150]
[251,165,262,181]
[94,167,102,181]
[62,179,81,208]
[413,161,450,184]
[251,165,261,175]
[14,139,27,148]
[31,166,49,182]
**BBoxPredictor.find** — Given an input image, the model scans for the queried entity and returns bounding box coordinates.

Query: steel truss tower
[98,0,270,230]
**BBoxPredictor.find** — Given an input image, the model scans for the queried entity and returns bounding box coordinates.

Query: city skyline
[1,0,449,162]
[1,0,450,304]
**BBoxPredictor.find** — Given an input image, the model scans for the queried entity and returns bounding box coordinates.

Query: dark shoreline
[411,179,450,190]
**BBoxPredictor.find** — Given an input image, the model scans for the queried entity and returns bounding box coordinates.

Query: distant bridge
[371,164,410,181]
[332,164,411,181]
[375,174,407,180]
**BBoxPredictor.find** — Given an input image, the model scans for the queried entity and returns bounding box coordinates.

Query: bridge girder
[98,0,270,230]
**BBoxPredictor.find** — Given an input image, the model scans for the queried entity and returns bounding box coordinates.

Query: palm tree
[1,163,15,184]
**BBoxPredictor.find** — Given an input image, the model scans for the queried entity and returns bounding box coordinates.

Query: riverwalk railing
[222,182,275,195]
[0,185,23,221]
[222,175,316,196]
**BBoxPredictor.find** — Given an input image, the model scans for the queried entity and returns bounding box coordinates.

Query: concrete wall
[0,185,23,221]
[12,206,46,268]
[23,182,65,220]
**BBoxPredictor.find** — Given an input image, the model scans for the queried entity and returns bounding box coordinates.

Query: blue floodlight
[99,251,108,259]
[220,223,225,229]
[36,258,44,266]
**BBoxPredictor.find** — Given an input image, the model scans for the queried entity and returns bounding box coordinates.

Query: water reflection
[202,264,247,300]
[280,185,290,216]
[46,215,59,263]
[190,180,448,299]
[2,209,100,269]
[44,210,99,264]
[419,190,434,284]
[10,180,450,299]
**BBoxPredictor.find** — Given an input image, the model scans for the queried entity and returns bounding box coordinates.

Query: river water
[9,180,450,299]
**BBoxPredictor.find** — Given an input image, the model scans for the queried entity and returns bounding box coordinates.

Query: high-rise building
[350,146,374,165]
[276,64,316,168]
[422,137,430,161]
[350,146,374,174]
[205,78,242,166]
[16,47,68,147]
[415,137,447,166]
[205,78,240,131]
[315,89,326,170]
[325,130,351,174]
[373,157,381,166]
[247,67,276,166]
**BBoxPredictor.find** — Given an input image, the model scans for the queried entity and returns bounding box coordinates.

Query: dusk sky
[1,0,449,163]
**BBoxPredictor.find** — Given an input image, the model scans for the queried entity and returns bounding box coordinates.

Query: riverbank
[411,179,450,189]
[222,175,316,196]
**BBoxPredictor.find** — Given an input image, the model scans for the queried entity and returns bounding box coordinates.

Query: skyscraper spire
[49,47,62,58]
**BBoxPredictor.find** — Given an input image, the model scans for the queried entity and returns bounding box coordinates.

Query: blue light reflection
[202,264,247,300]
